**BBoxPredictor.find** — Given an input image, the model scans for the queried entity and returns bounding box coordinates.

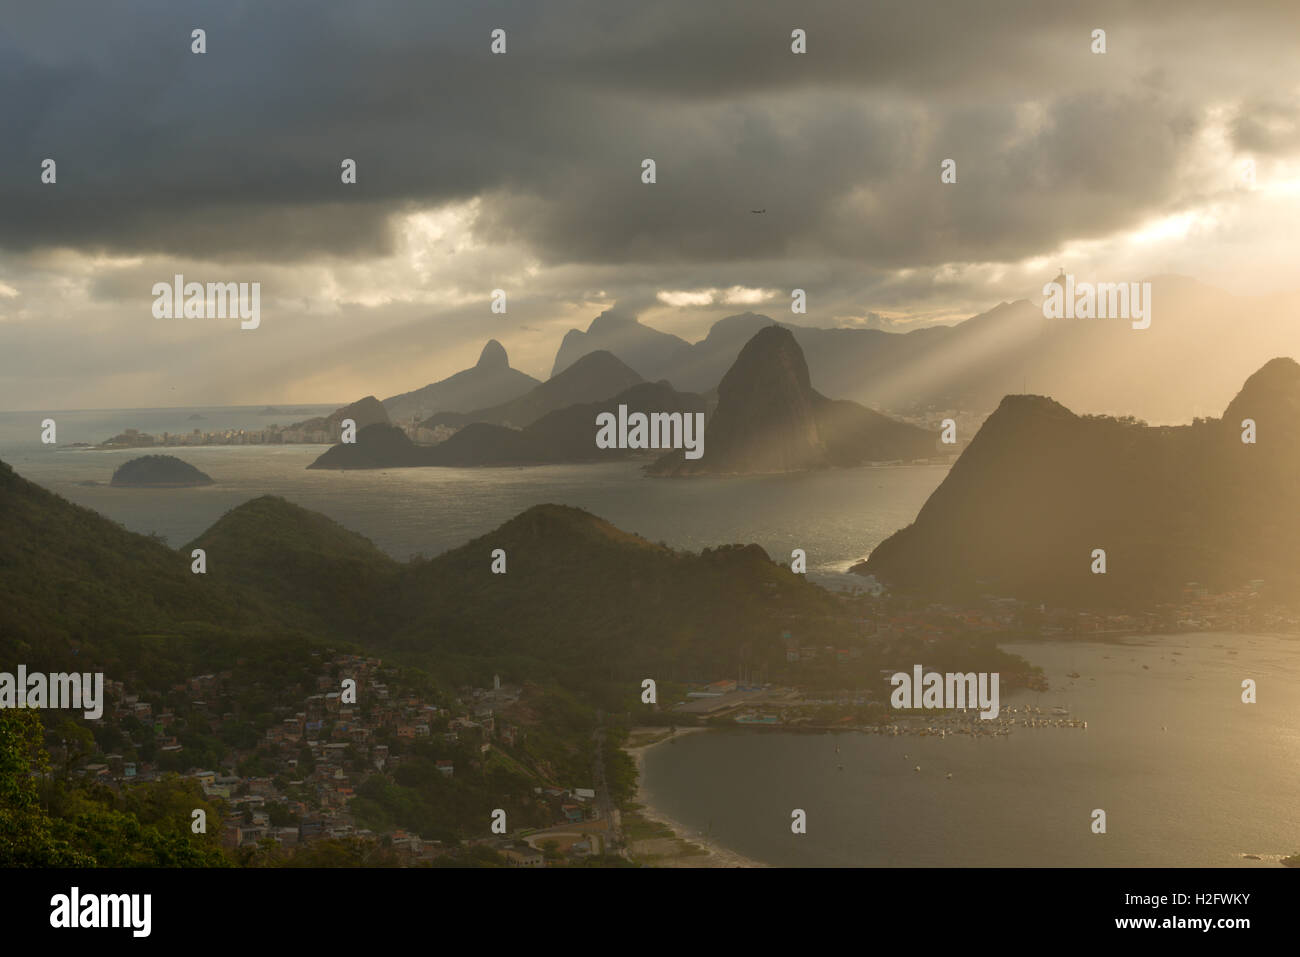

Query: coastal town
[58,652,624,866]
[64,408,455,451]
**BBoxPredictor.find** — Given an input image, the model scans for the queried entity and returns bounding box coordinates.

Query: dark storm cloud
[0,0,1296,267]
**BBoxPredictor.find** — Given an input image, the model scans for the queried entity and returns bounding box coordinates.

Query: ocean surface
[0,406,945,584]
[641,633,1300,866]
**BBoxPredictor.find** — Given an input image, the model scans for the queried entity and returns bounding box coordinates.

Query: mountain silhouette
[422,350,644,431]
[309,380,705,468]
[383,339,539,423]
[649,326,935,475]
[858,358,1300,605]
[288,395,390,440]
[550,309,691,379]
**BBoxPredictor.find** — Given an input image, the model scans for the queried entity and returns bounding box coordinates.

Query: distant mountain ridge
[421,350,644,431]
[551,309,691,379]
[319,328,933,473]
[550,310,768,393]
[548,279,1300,421]
[383,340,540,423]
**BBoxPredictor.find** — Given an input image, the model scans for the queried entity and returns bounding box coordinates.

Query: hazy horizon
[3,271,1297,423]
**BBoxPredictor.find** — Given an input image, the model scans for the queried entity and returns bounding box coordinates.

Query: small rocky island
[110,454,214,488]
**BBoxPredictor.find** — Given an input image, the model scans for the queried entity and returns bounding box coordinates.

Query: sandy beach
[625,726,768,867]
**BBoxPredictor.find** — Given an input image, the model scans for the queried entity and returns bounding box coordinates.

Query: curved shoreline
[627,726,768,868]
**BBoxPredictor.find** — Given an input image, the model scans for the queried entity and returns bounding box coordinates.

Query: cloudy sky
[1,0,1298,410]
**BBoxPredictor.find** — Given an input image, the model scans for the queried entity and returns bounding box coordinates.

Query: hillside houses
[59,655,595,861]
